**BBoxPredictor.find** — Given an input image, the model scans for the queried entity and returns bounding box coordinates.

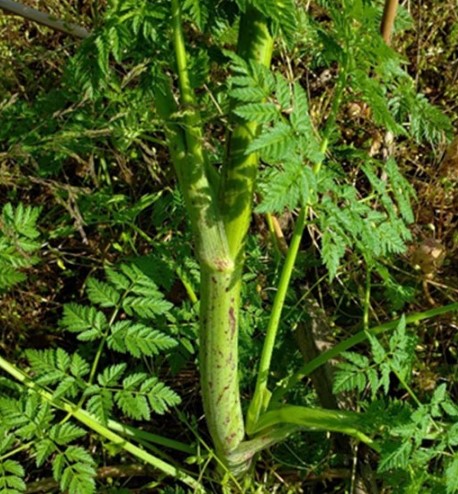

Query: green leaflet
[0,203,41,291]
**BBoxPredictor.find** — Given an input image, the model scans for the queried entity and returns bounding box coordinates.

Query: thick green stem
[199,267,244,466]
[165,0,231,272]
[219,8,274,260]
[196,7,274,473]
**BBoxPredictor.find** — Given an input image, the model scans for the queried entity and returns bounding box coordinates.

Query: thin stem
[0,0,89,38]
[363,264,371,331]
[246,207,308,433]
[171,0,206,156]
[88,301,122,385]
[380,0,399,45]
[171,0,194,107]
[228,424,299,467]
[272,302,458,402]
[265,213,283,259]
[0,441,33,461]
[392,368,422,408]
[251,405,379,452]
[176,267,198,304]
[107,420,195,455]
[247,134,329,433]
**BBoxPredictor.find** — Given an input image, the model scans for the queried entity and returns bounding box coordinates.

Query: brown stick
[295,299,339,411]
[0,0,89,38]
[380,0,399,45]
[295,298,352,457]
[270,214,289,255]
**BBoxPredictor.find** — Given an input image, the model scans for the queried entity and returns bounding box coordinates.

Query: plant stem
[167,0,231,272]
[0,0,89,38]
[251,405,379,452]
[199,266,245,467]
[0,441,33,461]
[246,207,308,434]
[196,6,274,474]
[380,0,399,44]
[247,129,329,433]
[228,424,298,467]
[363,264,372,331]
[219,7,274,260]
[107,420,195,455]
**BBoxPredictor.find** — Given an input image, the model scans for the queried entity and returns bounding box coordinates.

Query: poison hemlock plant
[0,0,458,492]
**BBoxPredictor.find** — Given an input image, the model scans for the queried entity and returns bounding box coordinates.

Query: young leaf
[57,446,96,494]
[256,162,316,213]
[233,102,279,124]
[333,362,367,393]
[53,376,79,400]
[105,268,130,291]
[321,229,346,280]
[97,363,127,387]
[70,353,90,379]
[141,377,181,415]
[115,390,150,420]
[122,296,172,318]
[0,459,26,493]
[86,390,113,426]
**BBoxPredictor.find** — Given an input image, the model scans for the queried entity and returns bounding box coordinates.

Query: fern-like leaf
[35,439,56,467]
[256,161,316,213]
[446,454,458,494]
[86,278,120,308]
[233,102,279,124]
[378,440,412,472]
[61,303,107,340]
[0,203,41,290]
[143,377,181,415]
[0,459,26,494]
[183,0,209,30]
[49,423,86,446]
[107,321,177,357]
[86,390,113,425]
[97,363,127,386]
[54,446,96,494]
[247,122,295,161]
[122,296,172,318]
[252,0,297,45]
